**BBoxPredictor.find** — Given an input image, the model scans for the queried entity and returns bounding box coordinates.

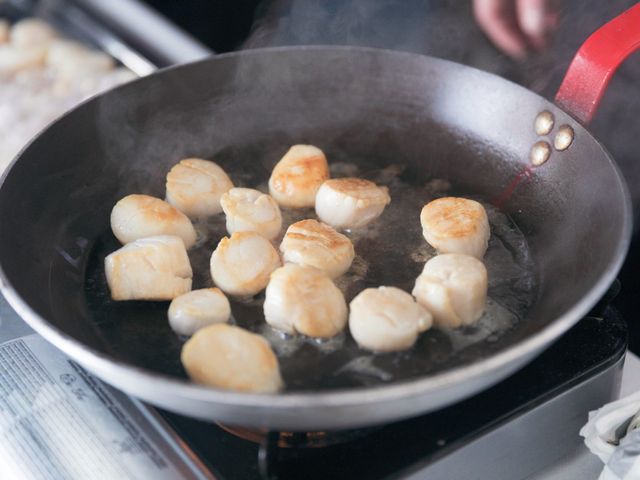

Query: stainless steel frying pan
[0,5,637,431]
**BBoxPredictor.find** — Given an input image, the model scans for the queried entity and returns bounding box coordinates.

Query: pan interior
[83,151,537,390]
[0,48,628,395]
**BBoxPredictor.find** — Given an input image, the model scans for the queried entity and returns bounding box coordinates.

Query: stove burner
[159,304,627,480]
[217,423,377,448]
[216,423,380,479]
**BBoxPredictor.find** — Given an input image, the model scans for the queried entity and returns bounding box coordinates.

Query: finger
[516,0,560,50]
[473,0,529,59]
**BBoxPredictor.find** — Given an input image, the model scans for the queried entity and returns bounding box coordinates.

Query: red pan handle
[555,3,640,124]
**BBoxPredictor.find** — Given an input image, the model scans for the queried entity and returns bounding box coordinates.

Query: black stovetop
[159,306,626,480]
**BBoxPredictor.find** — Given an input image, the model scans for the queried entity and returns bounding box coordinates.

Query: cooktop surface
[159,306,627,480]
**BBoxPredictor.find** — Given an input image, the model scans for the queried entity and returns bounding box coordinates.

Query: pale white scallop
[210,231,281,297]
[220,188,282,240]
[280,219,354,278]
[168,288,231,336]
[0,44,46,76]
[412,254,488,329]
[268,144,330,208]
[315,178,391,229]
[420,197,490,259]
[181,324,283,393]
[264,264,347,338]
[105,235,192,301]
[349,287,432,352]
[10,18,57,49]
[165,158,234,218]
[46,39,114,80]
[110,194,197,248]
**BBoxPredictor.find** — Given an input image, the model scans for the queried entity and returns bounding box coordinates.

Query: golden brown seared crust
[270,155,329,193]
[266,264,347,338]
[111,194,197,248]
[275,264,329,299]
[420,197,487,239]
[210,231,281,295]
[214,230,269,252]
[280,219,354,278]
[214,233,233,252]
[219,234,279,292]
[284,219,351,250]
[268,145,329,207]
[181,324,282,393]
[322,178,390,203]
[123,194,187,223]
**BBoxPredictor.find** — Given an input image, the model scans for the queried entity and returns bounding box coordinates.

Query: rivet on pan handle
[555,2,640,125]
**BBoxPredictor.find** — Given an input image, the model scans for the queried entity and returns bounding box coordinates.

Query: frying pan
[0,5,637,431]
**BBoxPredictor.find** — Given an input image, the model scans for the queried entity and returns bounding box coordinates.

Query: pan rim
[0,45,633,413]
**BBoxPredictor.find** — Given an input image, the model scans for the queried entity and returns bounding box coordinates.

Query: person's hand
[472,0,560,59]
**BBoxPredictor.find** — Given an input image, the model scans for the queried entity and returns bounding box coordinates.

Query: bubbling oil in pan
[84,162,537,391]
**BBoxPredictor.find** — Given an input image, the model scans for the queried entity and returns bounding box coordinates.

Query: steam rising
[244,0,640,225]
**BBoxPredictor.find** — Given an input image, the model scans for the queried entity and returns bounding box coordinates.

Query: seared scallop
[220,188,282,240]
[105,235,192,301]
[412,254,487,329]
[168,288,231,336]
[0,44,46,75]
[280,219,354,278]
[210,231,281,297]
[166,158,234,218]
[420,197,490,259]
[264,264,348,338]
[181,324,283,393]
[315,178,391,229]
[110,194,197,248]
[10,18,57,48]
[268,144,330,208]
[349,287,432,352]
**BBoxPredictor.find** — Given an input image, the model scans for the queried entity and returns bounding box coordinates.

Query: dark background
[142,0,261,52]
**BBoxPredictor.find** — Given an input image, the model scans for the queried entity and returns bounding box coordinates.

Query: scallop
[168,288,231,336]
[315,178,391,229]
[220,188,282,240]
[420,197,490,259]
[268,144,330,208]
[349,287,433,352]
[165,158,234,218]
[105,235,192,301]
[10,18,57,49]
[110,194,197,249]
[0,20,9,44]
[0,44,46,76]
[210,231,281,297]
[263,264,348,338]
[181,324,283,393]
[46,39,114,79]
[280,219,354,278]
[412,254,488,329]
